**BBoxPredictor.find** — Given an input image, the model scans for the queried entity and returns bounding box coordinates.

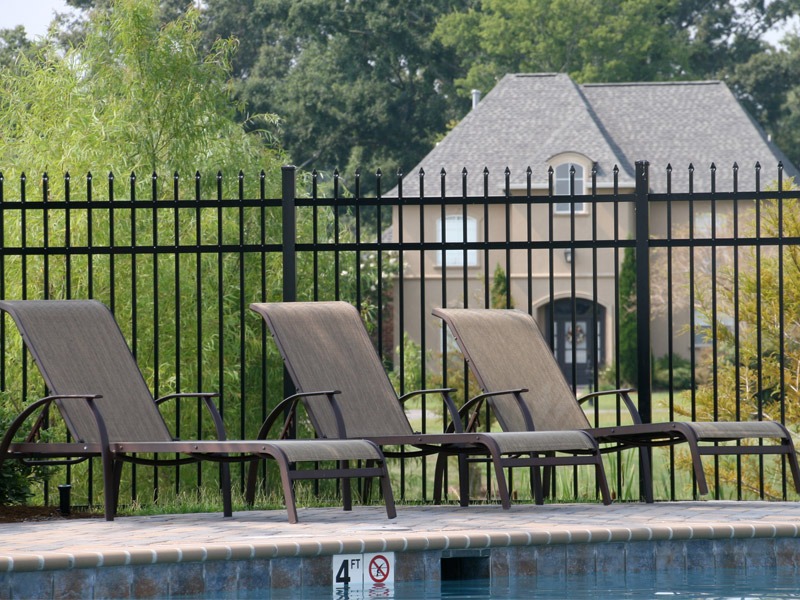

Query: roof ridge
[571,80,634,178]
[582,80,722,88]
[511,73,559,78]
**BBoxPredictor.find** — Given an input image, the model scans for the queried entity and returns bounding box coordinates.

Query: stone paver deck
[2,501,800,572]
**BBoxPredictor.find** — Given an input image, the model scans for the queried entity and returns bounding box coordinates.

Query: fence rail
[1,161,798,509]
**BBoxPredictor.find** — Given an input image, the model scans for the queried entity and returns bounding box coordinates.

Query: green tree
[0,0,289,508]
[490,264,513,309]
[200,0,463,190]
[0,26,34,70]
[727,32,800,168]
[0,0,280,184]
[434,0,800,95]
[434,0,690,94]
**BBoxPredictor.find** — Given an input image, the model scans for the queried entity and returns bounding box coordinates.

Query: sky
[0,0,798,45]
[0,0,74,38]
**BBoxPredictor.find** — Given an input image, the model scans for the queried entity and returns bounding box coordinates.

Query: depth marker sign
[333,552,394,594]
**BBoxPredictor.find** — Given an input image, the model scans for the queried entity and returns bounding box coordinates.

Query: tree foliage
[435,0,687,92]
[437,0,798,87]
[200,0,463,189]
[0,0,281,189]
[728,35,800,168]
[0,26,34,70]
[40,0,800,180]
[0,0,290,508]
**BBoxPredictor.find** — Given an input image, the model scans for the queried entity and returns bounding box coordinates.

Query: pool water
[438,568,800,599]
[262,567,800,599]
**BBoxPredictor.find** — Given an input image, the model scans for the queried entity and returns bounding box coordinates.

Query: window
[693,311,733,349]
[436,215,478,267]
[554,163,586,214]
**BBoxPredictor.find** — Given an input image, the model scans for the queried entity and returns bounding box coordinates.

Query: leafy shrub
[0,400,49,505]
[652,354,694,391]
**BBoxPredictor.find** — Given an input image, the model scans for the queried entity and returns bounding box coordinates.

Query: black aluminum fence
[1,161,798,510]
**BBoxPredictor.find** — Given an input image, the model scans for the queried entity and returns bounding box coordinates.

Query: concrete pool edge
[2,501,800,597]
[2,520,799,573]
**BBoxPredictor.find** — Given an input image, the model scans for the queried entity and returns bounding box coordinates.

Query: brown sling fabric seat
[248,301,612,509]
[0,300,396,523]
[434,307,800,501]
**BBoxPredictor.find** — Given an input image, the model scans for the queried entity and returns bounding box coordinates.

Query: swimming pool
[262,567,800,599]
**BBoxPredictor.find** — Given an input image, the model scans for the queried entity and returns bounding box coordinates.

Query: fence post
[634,160,651,419]
[635,160,652,500]
[282,165,297,302]
[281,166,298,423]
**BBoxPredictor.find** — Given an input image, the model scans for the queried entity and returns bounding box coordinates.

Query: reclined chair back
[251,302,414,439]
[0,300,173,444]
[434,308,591,432]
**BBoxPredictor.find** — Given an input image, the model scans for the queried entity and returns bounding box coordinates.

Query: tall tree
[201,0,464,187]
[434,0,690,93]
[727,32,800,167]
[434,0,800,94]
[0,27,34,70]
[0,0,281,186]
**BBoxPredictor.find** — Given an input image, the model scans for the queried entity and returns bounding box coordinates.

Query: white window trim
[436,214,479,268]
[554,162,587,215]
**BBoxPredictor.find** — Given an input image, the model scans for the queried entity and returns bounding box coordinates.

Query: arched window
[554,163,586,214]
[436,215,478,267]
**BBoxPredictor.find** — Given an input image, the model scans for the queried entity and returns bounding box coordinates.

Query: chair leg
[220,462,233,518]
[433,453,447,505]
[245,457,261,506]
[596,454,613,505]
[686,440,710,497]
[640,446,655,503]
[473,437,512,509]
[270,454,299,524]
[539,460,555,500]
[101,448,116,521]
[530,463,544,505]
[378,460,397,519]
[787,444,800,494]
[490,456,512,510]
[341,461,353,512]
[457,453,470,507]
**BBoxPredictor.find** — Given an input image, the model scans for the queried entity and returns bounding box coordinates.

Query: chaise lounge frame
[0,300,396,523]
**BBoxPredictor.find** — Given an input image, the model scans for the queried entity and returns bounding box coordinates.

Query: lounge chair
[434,307,800,501]
[0,300,396,523]
[247,301,612,508]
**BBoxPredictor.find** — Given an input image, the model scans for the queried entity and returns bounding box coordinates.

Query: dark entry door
[546,299,604,387]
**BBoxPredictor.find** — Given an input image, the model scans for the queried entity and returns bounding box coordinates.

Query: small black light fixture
[564,249,573,264]
[58,484,72,516]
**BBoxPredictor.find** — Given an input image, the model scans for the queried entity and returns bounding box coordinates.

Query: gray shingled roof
[396,73,797,195]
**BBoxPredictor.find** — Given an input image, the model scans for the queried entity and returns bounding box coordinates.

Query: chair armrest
[578,388,642,424]
[256,390,347,440]
[399,388,462,433]
[453,388,532,433]
[155,392,227,440]
[1,394,106,461]
[155,392,220,405]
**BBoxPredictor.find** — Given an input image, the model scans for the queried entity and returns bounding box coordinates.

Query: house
[391,73,798,386]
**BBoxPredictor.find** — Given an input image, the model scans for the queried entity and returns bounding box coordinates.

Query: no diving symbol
[368,555,390,583]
